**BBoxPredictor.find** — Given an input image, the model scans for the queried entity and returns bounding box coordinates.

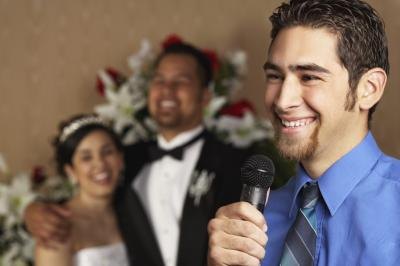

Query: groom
[25,41,249,266]
[114,41,250,266]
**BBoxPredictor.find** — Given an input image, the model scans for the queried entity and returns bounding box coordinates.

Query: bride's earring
[68,174,80,196]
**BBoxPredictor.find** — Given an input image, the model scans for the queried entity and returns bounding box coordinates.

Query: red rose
[105,67,123,82]
[96,67,126,97]
[31,166,46,185]
[202,49,220,72]
[220,99,255,118]
[162,34,183,49]
[96,76,106,96]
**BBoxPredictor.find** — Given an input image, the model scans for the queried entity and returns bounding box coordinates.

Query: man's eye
[151,77,164,85]
[265,73,282,82]
[173,78,191,86]
[301,74,320,82]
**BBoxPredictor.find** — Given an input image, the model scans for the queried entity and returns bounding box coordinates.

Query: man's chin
[275,132,318,161]
[155,116,180,129]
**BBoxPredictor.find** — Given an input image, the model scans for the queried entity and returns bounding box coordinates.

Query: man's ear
[201,88,212,107]
[357,67,387,111]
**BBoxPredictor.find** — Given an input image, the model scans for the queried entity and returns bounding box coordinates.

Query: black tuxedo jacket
[113,131,250,266]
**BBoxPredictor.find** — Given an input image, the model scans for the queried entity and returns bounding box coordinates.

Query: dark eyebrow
[151,71,193,79]
[289,63,331,74]
[263,61,331,75]
[263,62,282,72]
[76,149,91,156]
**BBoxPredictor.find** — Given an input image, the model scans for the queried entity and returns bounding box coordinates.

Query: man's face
[148,54,210,138]
[264,26,365,163]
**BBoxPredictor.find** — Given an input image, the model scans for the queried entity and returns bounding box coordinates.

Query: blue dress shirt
[262,132,400,266]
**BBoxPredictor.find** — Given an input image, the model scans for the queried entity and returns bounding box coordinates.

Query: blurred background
[1,0,399,172]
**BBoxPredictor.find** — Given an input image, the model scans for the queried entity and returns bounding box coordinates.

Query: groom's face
[148,54,210,137]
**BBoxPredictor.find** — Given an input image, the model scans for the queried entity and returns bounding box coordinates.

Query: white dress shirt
[133,126,205,266]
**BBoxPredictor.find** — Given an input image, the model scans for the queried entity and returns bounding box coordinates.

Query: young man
[208,0,400,265]
[25,43,249,266]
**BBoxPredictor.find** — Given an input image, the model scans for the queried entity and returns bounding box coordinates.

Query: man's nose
[274,77,302,112]
[161,80,178,92]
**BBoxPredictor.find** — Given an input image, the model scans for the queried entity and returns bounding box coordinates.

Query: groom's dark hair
[153,42,213,88]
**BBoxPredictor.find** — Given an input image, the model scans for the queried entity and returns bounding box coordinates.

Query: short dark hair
[53,114,123,176]
[153,43,213,88]
[269,0,389,122]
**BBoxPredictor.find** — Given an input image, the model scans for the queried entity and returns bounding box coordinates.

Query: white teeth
[160,100,176,108]
[281,119,311,128]
[94,172,108,181]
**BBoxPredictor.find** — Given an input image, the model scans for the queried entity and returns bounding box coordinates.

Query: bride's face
[65,129,124,199]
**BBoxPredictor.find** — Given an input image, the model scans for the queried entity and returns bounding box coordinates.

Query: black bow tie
[147,130,206,162]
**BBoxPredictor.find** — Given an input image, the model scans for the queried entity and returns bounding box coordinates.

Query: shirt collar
[158,125,204,150]
[288,131,382,217]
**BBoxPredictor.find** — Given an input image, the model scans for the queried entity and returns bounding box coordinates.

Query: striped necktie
[280,182,320,266]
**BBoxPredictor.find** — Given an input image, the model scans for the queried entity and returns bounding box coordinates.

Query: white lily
[204,96,227,123]
[97,69,117,91]
[95,82,147,139]
[227,50,247,76]
[7,173,37,217]
[215,112,273,148]
[0,183,9,215]
[0,172,36,265]
[221,78,243,97]
[128,39,155,73]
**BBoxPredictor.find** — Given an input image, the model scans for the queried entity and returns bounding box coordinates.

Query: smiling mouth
[93,172,110,181]
[281,118,314,128]
[160,100,177,108]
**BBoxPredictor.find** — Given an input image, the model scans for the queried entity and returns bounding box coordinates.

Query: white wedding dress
[73,242,129,266]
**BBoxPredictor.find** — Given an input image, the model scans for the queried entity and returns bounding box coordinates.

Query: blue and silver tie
[280,182,320,266]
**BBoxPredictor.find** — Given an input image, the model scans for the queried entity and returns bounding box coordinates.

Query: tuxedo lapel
[177,133,220,266]
[118,134,246,266]
[115,186,164,266]
[115,142,164,266]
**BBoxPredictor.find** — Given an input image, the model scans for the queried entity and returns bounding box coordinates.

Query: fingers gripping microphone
[240,154,275,212]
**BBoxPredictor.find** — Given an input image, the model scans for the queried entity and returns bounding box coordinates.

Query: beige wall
[1,0,399,172]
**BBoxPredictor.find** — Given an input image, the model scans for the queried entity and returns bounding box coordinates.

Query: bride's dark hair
[53,114,123,176]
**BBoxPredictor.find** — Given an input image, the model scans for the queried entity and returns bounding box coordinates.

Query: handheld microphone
[240,154,275,212]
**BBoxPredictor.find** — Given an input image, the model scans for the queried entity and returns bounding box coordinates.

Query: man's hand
[208,202,268,266]
[24,201,71,248]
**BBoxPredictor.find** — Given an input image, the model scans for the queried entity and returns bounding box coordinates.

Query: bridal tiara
[59,116,110,143]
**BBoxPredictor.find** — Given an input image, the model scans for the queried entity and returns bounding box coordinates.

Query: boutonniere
[189,170,216,206]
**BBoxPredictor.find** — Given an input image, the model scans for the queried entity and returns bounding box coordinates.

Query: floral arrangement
[95,34,295,187]
[0,153,71,266]
[95,34,274,148]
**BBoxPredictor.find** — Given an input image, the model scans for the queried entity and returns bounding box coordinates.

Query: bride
[35,114,128,266]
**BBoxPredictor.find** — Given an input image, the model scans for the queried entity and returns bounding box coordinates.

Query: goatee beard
[274,121,319,161]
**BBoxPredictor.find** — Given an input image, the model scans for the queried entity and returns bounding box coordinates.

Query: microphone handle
[240,184,269,212]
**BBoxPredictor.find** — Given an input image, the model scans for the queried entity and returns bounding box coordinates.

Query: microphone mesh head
[241,154,275,189]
